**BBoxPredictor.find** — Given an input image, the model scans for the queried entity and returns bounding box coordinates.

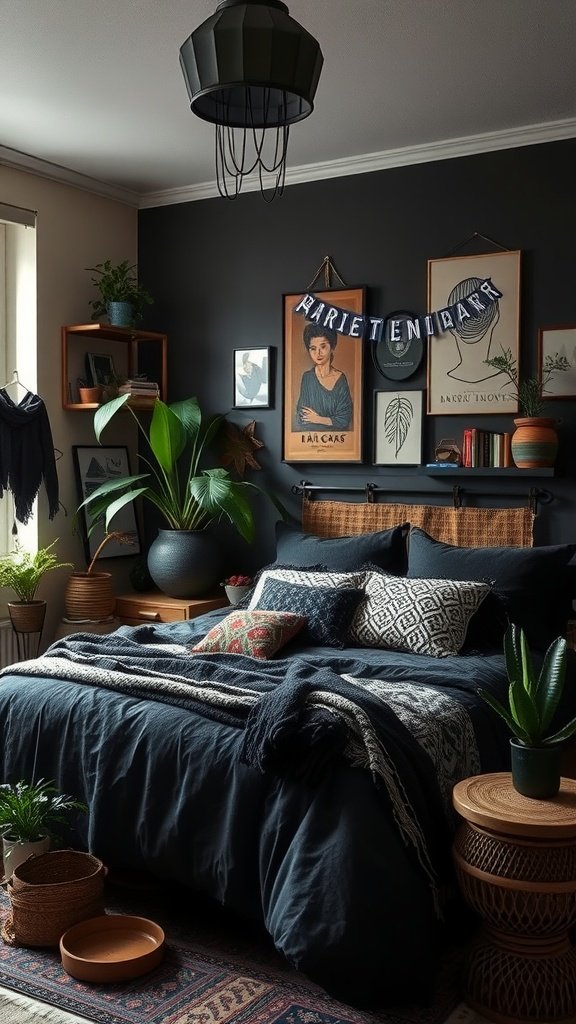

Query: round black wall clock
[372,310,424,381]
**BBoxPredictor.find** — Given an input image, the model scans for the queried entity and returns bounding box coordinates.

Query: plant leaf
[149,401,186,472]
[508,678,540,743]
[94,393,131,441]
[189,470,255,543]
[478,688,530,742]
[537,636,567,733]
[384,395,414,457]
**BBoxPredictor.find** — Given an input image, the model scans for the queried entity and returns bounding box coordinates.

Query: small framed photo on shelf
[373,390,423,466]
[234,348,271,407]
[538,324,576,398]
[86,352,116,388]
[72,445,141,563]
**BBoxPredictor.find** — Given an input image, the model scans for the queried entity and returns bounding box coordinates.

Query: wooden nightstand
[453,772,576,1023]
[115,590,228,626]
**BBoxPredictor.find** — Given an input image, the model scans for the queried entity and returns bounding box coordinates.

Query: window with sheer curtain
[0,203,37,555]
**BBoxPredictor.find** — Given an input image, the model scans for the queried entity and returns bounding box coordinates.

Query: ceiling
[1,0,575,207]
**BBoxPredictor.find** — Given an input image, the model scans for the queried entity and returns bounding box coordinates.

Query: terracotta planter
[78,386,101,404]
[511,417,558,469]
[64,572,115,621]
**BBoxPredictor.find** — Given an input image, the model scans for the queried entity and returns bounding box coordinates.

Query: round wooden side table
[452,772,576,1024]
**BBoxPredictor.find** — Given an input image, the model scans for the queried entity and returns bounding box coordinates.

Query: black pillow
[407,528,576,651]
[275,521,409,575]
[252,578,364,648]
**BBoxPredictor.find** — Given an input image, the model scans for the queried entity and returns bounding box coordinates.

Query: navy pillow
[275,522,409,575]
[407,528,576,651]
[252,578,364,648]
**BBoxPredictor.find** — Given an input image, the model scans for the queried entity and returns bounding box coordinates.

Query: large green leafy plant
[0,541,72,602]
[80,394,282,541]
[479,623,576,746]
[0,779,87,842]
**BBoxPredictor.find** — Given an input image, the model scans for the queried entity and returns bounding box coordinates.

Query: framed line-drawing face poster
[538,325,576,398]
[283,287,365,463]
[427,250,521,415]
[73,445,141,563]
[373,390,423,466]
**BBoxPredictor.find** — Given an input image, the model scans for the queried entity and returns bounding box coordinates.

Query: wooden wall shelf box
[61,323,168,411]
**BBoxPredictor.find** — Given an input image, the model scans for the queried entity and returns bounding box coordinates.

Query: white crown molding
[0,145,140,208]
[2,117,576,210]
[139,116,576,208]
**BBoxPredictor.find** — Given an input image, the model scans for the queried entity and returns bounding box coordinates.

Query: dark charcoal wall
[138,138,576,571]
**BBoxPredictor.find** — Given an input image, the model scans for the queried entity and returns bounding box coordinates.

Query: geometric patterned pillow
[248,567,364,610]
[348,571,491,657]
[190,610,306,659]
[252,577,364,648]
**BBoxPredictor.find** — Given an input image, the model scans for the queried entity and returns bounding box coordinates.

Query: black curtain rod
[291,480,553,513]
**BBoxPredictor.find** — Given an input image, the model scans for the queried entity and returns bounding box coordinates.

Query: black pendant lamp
[180,0,324,200]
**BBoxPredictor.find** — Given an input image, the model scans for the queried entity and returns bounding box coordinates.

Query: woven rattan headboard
[301,498,534,548]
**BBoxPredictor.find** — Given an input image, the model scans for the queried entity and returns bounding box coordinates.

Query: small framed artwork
[283,287,365,463]
[86,352,116,387]
[538,325,576,398]
[373,390,423,466]
[234,348,271,407]
[72,445,141,563]
[427,250,521,415]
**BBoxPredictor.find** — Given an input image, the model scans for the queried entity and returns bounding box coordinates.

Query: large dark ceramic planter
[147,529,223,599]
[510,738,563,799]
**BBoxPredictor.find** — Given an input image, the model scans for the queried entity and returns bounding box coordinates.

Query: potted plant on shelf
[79,394,284,599]
[222,574,254,605]
[86,259,153,327]
[484,347,569,468]
[65,530,135,622]
[479,623,575,798]
[0,778,87,880]
[0,541,72,637]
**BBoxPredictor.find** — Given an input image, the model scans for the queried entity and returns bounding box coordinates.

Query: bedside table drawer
[115,592,227,625]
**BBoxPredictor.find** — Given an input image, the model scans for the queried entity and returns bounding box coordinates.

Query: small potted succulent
[222,574,253,605]
[0,778,87,879]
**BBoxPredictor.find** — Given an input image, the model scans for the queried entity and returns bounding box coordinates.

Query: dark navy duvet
[0,609,546,1005]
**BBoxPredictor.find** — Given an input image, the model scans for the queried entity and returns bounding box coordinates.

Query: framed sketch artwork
[538,325,576,398]
[373,390,423,466]
[73,445,141,563]
[234,348,271,407]
[283,287,365,463]
[427,250,521,415]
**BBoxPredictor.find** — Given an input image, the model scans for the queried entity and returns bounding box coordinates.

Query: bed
[0,499,574,1007]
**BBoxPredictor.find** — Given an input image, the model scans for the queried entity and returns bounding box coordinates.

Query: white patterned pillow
[248,568,364,610]
[348,571,491,657]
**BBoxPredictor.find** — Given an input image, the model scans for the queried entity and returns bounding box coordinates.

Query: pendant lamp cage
[180,0,324,200]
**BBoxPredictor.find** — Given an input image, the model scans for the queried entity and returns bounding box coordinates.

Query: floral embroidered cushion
[190,610,306,659]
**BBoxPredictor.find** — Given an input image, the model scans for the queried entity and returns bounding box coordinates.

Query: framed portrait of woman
[282,287,365,463]
[427,250,521,415]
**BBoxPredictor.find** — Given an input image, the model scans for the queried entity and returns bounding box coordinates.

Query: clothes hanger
[2,369,31,393]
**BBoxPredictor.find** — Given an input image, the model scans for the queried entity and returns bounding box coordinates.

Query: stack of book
[462,428,512,468]
[117,378,160,398]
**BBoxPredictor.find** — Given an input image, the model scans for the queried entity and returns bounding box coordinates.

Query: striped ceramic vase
[511,417,558,469]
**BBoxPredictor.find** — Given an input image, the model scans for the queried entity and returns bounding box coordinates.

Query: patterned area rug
[0,876,465,1024]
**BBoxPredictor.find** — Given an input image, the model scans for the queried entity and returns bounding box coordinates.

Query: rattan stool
[453,772,576,1024]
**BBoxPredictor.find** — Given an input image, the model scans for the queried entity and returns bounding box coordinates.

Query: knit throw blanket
[1,634,478,912]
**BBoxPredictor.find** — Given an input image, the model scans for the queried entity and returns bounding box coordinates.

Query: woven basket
[2,849,106,948]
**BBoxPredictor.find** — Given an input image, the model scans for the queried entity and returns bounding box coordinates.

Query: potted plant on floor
[479,623,575,798]
[0,541,72,638]
[86,259,153,327]
[0,778,87,880]
[79,395,284,599]
[65,530,136,622]
[484,347,569,468]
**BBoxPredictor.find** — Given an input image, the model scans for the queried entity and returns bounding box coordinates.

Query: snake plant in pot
[479,623,575,798]
[79,394,284,598]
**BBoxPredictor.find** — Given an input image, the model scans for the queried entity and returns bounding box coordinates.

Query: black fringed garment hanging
[0,390,59,524]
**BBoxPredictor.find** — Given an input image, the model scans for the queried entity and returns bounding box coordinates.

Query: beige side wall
[0,166,139,646]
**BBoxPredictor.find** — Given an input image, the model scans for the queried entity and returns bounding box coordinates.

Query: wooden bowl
[60,914,165,982]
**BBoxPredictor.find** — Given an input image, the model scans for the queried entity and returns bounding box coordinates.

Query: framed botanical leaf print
[373,390,423,466]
